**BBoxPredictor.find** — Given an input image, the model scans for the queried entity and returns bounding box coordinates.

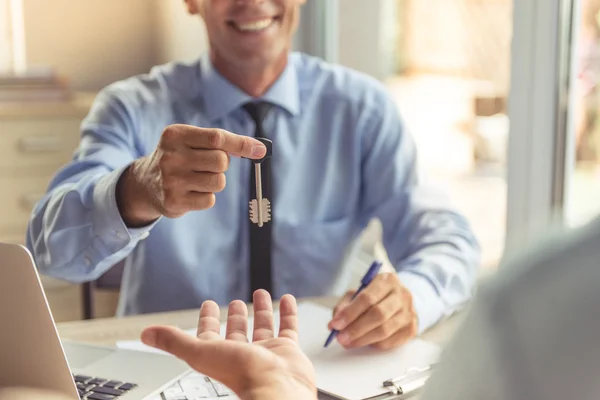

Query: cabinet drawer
[0,174,55,229]
[0,119,81,169]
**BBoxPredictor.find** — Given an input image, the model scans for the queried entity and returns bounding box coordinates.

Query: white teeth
[234,18,273,32]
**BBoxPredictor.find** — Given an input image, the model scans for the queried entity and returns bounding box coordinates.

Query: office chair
[82,261,123,319]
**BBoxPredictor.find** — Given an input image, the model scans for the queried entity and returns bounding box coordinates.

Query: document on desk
[297,305,440,400]
[117,303,439,400]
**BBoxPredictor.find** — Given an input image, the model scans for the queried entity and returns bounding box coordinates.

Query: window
[0,0,27,74]
[566,0,600,226]
[334,0,513,269]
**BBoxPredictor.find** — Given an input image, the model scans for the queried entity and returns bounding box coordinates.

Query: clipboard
[317,364,435,400]
[296,305,440,400]
[366,365,435,399]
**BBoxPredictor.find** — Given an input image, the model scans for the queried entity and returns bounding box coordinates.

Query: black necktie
[243,102,273,300]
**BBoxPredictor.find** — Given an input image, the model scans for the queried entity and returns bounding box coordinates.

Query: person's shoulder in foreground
[420,216,600,400]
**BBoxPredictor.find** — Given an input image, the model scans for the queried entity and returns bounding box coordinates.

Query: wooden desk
[57,297,465,348]
[57,297,464,400]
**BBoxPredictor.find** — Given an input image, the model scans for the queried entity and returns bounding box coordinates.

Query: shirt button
[140,232,150,240]
[114,230,125,239]
[84,256,92,266]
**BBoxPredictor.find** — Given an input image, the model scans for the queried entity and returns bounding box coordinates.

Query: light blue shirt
[27,53,480,333]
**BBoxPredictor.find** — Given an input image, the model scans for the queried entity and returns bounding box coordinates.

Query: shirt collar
[199,53,300,122]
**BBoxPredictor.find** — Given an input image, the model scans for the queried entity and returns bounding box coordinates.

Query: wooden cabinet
[0,92,96,322]
[0,120,82,170]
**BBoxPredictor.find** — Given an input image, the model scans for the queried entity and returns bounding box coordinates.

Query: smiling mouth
[228,17,278,33]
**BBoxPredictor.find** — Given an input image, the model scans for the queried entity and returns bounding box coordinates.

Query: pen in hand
[324,261,383,348]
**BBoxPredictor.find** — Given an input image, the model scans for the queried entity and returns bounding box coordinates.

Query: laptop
[0,242,190,399]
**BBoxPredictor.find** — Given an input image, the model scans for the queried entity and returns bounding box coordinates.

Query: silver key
[249,138,272,227]
[249,162,271,227]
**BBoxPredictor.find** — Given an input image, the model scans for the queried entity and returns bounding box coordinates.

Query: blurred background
[0,0,597,321]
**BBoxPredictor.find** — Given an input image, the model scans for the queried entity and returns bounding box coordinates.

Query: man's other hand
[117,124,266,227]
[329,272,418,350]
[141,290,317,400]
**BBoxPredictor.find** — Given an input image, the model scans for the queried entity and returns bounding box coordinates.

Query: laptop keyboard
[155,371,238,399]
[73,374,138,399]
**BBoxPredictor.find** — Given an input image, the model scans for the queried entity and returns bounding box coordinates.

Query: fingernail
[337,332,349,345]
[251,144,266,158]
[141,329,157,347]
[331,318,346,330]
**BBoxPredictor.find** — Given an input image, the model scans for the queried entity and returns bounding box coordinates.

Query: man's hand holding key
[117,124,267,227]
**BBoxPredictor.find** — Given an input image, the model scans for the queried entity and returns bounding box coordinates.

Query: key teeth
[249,198,272,225]
[249,200,259,224]
[262,199,271,223]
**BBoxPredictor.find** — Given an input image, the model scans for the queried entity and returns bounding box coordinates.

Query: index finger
[197,300,222,340]
[142,325,200,358]
[330,274,395,331]
[183,126,266,159]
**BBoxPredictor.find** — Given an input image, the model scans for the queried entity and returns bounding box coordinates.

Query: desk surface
[56,297,464,348]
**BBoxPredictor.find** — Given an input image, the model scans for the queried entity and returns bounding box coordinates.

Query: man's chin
[228,49,287,70]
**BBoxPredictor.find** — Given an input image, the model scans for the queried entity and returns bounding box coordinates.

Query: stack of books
[0,67,71,102]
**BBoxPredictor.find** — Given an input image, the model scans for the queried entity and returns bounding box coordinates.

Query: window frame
[506,0,577,253]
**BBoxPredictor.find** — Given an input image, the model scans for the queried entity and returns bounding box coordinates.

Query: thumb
[142,325,200,361]
[141,325,242,384]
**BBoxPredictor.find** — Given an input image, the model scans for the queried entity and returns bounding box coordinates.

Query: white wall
[20,0,209,90]
[23,0,155,91]
[151,0,208,65]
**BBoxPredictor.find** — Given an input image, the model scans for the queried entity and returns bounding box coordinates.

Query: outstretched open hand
[141,290,317,400]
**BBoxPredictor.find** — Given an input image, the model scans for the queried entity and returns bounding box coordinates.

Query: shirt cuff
[397,270,446,334]
[92,167,159,252]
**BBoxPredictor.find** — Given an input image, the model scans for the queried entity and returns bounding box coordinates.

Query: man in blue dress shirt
[26,0,480,350]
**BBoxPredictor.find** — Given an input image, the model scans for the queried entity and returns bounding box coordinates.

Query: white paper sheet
[118,303,439,400]
[294,304,439,400]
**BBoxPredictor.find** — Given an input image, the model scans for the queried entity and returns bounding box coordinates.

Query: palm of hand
[182,335,315,397]
[142,291,318,400]
[197,336,314,396]
[253,337,316,392]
